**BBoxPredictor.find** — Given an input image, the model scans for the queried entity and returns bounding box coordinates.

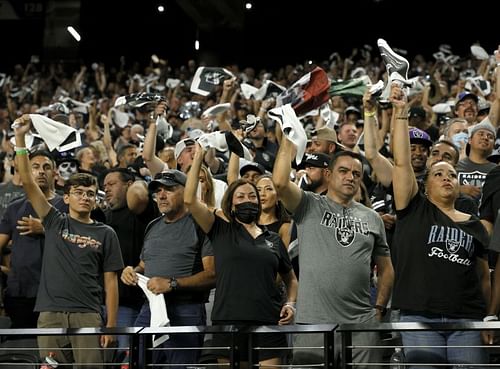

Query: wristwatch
[169,277,179,291]
[374,304,387,316]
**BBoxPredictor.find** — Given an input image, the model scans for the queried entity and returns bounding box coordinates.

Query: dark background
[0,0,498,71]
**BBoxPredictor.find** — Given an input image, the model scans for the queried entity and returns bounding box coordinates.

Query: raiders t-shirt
[392,192,489,319]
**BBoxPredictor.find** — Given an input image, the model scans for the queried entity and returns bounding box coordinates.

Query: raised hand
[12,114,31,135]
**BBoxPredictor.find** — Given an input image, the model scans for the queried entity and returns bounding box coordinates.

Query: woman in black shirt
[391,83,492,367]
[185,142,298,366]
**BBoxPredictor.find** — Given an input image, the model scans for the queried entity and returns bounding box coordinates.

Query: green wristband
[15,148,29,156]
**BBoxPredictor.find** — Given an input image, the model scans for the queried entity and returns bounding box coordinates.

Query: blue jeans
[399,313,487,369]
[117,305,140,349]
[135,301,206,369]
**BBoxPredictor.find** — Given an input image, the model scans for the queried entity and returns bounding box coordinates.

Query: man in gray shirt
[273,136,394,368]
[457,118,497,204]
[121,169,215,368]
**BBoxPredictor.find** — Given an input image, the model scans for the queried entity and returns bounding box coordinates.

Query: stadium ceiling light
[67,26,81,42]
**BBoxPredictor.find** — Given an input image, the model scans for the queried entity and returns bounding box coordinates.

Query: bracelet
[284,302,297,313]
[15,148,29,156]
[364,110,377,118]
[483,315,498,322]
[395,116,408,120]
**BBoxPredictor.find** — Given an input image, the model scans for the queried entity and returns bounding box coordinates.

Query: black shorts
[210,320,288,361]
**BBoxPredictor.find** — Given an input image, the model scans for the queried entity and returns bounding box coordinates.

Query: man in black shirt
[103,168,159,351]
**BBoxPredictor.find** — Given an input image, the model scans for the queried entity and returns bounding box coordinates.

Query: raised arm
[13,115,52,220]
[126,180,150,215]
[184,143,215,233]
[363,89,393,188]
[390,85,418,210]
[226,152,240,186]
[142,102,169,177]
[272,136,303,213]
[101,112,117,167]
[488,46,500,127]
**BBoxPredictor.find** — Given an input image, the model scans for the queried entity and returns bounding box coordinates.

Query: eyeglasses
[70,189,97,199]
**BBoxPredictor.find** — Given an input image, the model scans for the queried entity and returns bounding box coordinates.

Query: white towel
[28,114,81,151]
[268,104,307,164]
[137,273,170,347]
[197,131,253,161]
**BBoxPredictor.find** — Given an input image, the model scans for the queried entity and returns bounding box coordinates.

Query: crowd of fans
[0,41,499,368]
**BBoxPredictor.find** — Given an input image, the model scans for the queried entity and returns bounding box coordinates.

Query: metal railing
[0,324,337,368]
[1,322,500,368]
[337,321,500,368]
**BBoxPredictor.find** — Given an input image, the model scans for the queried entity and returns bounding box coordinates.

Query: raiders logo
[336,226,355,247]
[446,239,460,254]
[205,72,225,85]
[265,239,274,249]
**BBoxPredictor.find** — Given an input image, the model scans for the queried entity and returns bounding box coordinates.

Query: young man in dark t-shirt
[14,115,123,369]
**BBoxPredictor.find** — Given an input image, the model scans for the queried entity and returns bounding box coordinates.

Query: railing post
[144,333,153,368]
[230,330,240,369]
[341,330,352,369]
[248,331,257,369]
[130,331,140,369]
[324,330,335,368]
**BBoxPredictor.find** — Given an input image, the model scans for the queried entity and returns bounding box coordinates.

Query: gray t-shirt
[141,213,213,278]
[293,191,389,324]
[456,157,496,197]
[141,213,213,304]
[0,181,24,219]
[35,207,124,313]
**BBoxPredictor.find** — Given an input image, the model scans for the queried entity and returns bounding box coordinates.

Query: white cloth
[213,178,228,208]
[137,273,170,347]
[201,103,231,118]
[110,108,131,128]
[240,83,258,99]
[197,131,253,161]
[28,114,81,151]
[156,115,173,140]
[268,104,307,164]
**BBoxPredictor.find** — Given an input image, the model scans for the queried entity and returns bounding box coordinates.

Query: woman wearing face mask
[184,142,298,367]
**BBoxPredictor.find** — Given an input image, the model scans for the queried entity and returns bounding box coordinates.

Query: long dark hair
[256,174,291,223]
[221,179,262,223]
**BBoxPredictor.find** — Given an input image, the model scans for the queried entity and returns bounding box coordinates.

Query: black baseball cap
[148,169,187,191]
[303,152,330,168]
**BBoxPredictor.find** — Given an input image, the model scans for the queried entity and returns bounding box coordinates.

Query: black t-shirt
[36,207,124,313]
[425,124,440,142]
[392,193,489,319]
[104,198,159,308]
[254,138,278,172]
[0,195,67,298]
[479,166,500,224]
[208,216,292,323]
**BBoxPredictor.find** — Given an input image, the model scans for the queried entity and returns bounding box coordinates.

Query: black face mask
[233,202,259,224]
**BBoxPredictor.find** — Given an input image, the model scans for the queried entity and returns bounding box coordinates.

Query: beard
[302,178,322,192]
